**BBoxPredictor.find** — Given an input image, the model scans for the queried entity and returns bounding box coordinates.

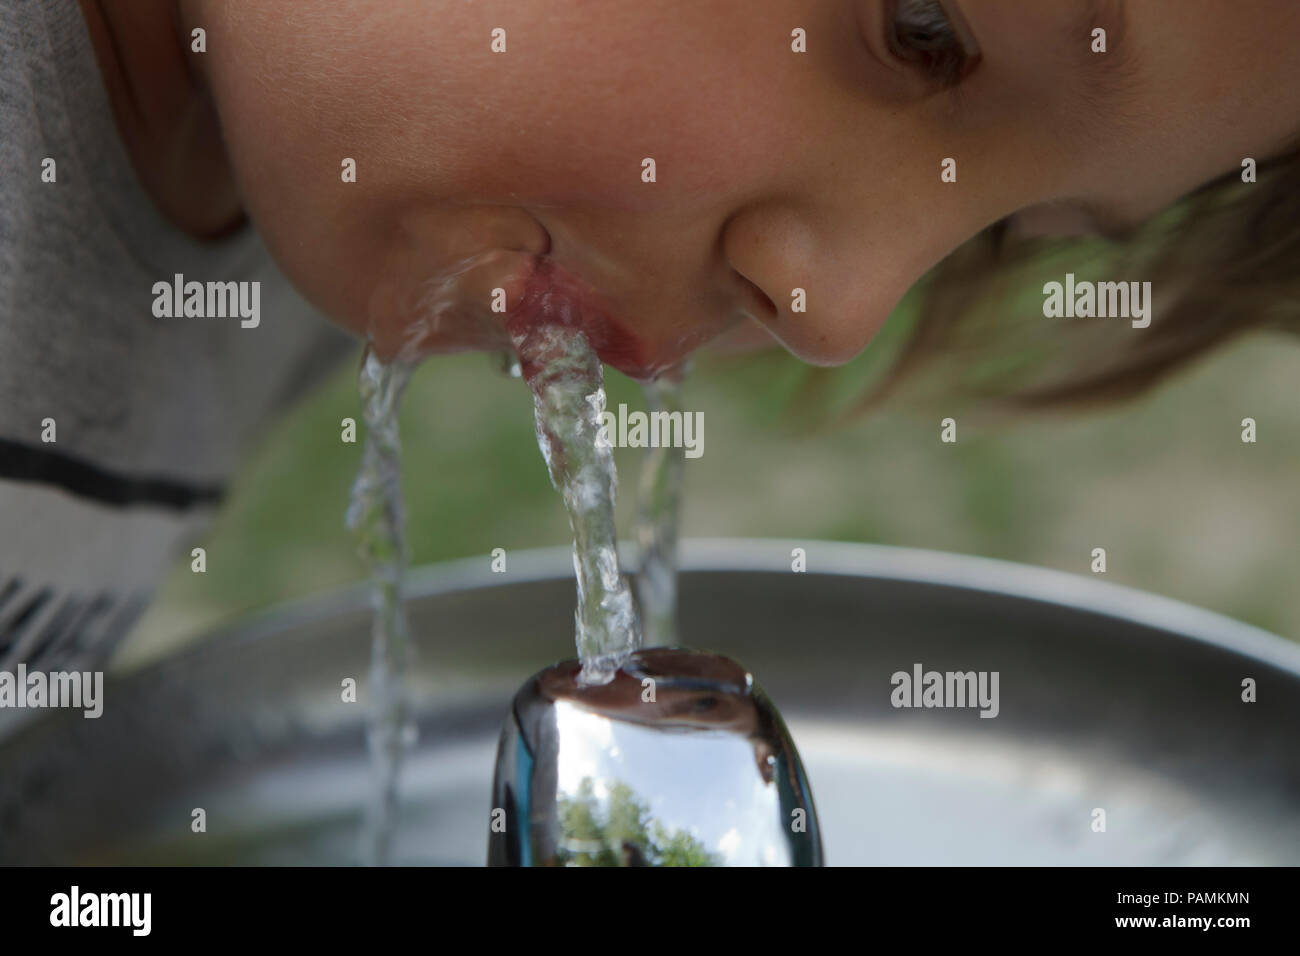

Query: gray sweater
[0,0,354,682]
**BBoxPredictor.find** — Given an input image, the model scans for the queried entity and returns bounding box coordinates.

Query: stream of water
[634,372,686,646]
[346,348,416,866]
[512,322,642,684]
[347,326,686,860]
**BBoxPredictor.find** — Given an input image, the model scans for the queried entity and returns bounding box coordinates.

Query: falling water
[346,347,417,866]
[512,323,641,684]
[345,327,676,855]
[635,370,687,646]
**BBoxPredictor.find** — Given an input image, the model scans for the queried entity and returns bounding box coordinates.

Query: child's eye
[885,0,981,88]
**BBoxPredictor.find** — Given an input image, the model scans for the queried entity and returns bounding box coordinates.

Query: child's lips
[368,248,708,380]
[505,256,653,380]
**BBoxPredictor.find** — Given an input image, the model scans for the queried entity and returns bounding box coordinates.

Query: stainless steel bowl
[2,539,1298,865]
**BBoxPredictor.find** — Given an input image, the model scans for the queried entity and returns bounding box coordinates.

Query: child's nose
[721,204,899,367]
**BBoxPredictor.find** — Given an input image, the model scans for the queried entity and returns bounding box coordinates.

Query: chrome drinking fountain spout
[488,647,823,866]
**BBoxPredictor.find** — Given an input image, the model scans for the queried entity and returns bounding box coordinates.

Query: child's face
[190,0,1299,377]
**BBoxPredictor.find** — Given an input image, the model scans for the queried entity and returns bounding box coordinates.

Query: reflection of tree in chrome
[555,778,721,867]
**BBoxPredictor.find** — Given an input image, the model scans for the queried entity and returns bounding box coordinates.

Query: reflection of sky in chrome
[553,701,787,866]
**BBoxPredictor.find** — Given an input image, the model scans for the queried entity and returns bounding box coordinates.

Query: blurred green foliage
[123,312,1300,666]
[554,778,719,867]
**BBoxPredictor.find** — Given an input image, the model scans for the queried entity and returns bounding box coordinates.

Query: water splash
[345,347,417,866]
[635,369,688,646]
[512,323,640,685]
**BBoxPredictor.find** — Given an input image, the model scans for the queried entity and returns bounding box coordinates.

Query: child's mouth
[506,256,651,381]
[370,246,699,380]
